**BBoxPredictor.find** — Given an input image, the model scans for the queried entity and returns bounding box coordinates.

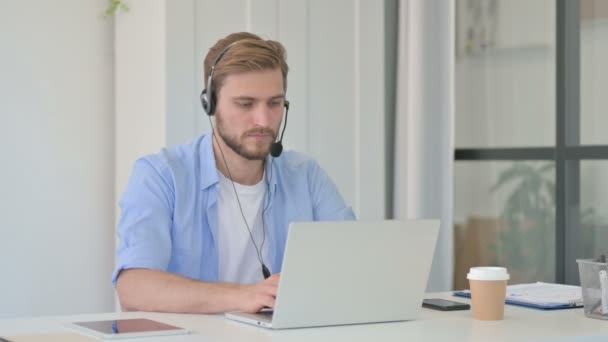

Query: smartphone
[422,298,470,311]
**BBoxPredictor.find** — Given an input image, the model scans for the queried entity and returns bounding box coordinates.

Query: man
[113,32,355,314]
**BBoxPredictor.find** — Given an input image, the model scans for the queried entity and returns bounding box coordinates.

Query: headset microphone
[270,142,283,158]
[270,101,289,158]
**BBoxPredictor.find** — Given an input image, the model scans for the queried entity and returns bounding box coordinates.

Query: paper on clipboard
[453,282,583,310]
[505,282,583,306]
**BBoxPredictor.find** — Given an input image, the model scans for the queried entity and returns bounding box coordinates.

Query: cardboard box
[454,216,502,290]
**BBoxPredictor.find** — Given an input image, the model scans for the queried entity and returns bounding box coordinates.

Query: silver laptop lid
[270,219,439,329]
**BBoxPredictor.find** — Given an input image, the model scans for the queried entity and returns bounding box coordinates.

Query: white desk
[1,293,607,342]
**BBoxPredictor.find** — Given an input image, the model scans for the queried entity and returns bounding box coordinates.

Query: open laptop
[225,219,440,329]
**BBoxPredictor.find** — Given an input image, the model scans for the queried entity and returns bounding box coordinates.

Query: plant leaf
[490,162,532,192]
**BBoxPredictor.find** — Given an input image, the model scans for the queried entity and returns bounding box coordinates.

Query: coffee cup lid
[467,267,510,281]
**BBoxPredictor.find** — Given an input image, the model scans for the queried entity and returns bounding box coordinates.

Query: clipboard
[453,282,584,311]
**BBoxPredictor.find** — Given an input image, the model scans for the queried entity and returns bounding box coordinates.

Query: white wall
[115,0,167,218]
[0,1,115,317]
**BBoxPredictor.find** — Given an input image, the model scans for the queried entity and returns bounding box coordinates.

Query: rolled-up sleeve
[111,157,175,286]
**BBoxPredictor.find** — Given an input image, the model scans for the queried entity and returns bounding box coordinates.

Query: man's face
[214,68,285,160]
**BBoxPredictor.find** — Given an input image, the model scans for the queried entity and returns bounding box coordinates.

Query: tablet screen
[72,318,187,335]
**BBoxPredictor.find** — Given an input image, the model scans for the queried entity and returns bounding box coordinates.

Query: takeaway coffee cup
[467,267,510,320]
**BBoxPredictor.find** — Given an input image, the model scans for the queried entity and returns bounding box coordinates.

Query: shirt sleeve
[111,157,175,286]
[309,161,357,221]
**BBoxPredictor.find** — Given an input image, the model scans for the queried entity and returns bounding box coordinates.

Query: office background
[1,0,606,319]
[1,0,406,318]
[453,0,608,288]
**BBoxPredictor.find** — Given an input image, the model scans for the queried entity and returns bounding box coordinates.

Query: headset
[200,40,290,279]
[200,41,289,157]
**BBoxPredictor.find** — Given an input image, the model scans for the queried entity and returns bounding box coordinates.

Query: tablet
[67,318,191,340]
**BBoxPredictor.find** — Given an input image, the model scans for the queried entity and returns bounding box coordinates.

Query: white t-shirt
[217,170,270,284]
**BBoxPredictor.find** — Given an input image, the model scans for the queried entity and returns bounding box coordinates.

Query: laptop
[225,219,440,329]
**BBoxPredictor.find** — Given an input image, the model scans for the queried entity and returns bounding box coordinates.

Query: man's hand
[117,269,282,314]
[238,274,281,313]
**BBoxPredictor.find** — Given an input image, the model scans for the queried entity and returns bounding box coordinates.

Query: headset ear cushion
[201,89,212,115]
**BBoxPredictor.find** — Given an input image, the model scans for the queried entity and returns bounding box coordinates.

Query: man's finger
[260,294,276,309]
[265,274,281,285]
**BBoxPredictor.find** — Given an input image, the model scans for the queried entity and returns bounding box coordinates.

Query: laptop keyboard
[258,310,274,317]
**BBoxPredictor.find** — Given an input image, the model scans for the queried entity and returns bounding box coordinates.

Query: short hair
[203,32,289,101]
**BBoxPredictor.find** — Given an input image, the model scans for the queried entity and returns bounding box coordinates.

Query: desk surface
[1,293,606,342]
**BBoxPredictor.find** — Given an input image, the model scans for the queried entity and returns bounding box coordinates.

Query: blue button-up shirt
[112,133,355,285]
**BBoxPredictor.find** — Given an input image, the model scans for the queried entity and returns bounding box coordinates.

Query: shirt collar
[264,155,279,196]
[199,133,219,190]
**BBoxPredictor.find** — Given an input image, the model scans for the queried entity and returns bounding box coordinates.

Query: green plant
[490,162,555,282]
[105,0,129,17]
[491,162,605,283]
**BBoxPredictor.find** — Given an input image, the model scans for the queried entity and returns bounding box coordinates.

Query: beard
[215,113,277,160]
